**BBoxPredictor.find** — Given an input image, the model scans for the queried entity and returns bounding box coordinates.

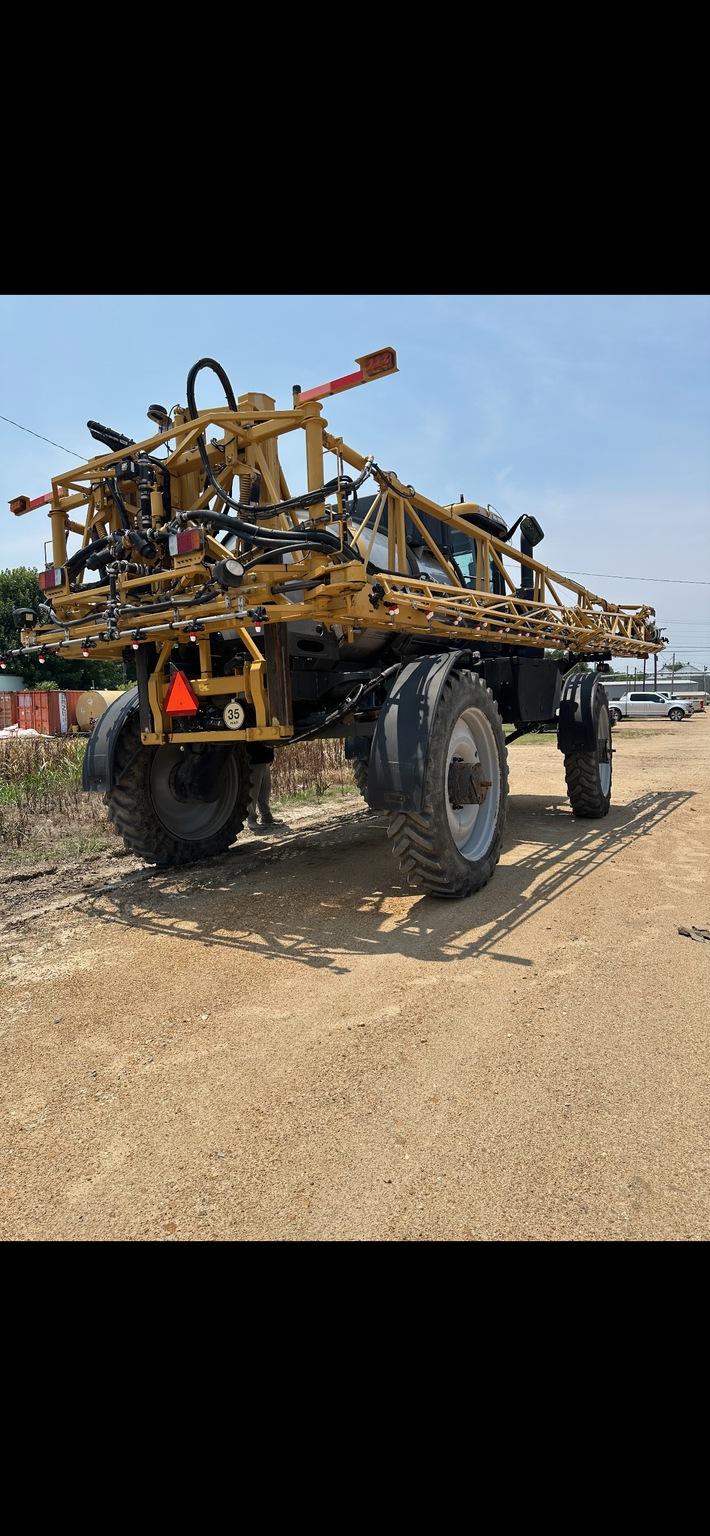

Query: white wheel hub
[446,708,501,859]
[597,704,611,795]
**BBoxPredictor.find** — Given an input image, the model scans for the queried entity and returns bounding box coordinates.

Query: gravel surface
[1,718,708,1241]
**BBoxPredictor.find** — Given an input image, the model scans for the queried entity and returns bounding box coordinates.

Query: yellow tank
[75,690,125,733]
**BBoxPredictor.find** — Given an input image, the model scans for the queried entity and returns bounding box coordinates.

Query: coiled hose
[185,356,367,554]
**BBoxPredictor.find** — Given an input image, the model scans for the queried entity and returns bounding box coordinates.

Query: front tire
[386,670,508,899]
[564,684,612,818]
[107,715,250,865]
[668,708,684,722]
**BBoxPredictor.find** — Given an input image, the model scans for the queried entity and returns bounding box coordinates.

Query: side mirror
[520,515,544,547]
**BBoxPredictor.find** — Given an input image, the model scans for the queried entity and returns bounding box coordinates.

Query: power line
[0,413,82,459]
[566,570,710,586]
[2,410,709,595]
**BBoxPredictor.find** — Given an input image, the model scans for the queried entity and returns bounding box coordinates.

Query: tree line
[0,568,126,689]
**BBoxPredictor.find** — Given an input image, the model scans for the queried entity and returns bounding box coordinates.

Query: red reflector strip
[297,368,364,404]
[297,348,398,405]
[10,492,53,514]
[164,670,199,716]
[38,568,63,590]
[168,528,204,556]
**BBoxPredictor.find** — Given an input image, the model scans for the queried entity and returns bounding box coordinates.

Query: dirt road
[1,720,708,1241]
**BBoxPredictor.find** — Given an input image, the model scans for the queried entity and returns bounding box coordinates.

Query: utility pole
[671,652,675,696]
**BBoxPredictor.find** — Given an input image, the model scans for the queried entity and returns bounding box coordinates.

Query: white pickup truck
[609,691,692,723]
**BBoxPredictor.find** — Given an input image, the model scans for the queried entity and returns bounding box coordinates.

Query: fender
[366,650,475,813]
[81,686,139,793]
[557,672,608,753]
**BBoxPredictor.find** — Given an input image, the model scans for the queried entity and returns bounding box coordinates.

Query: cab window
[450,530,504,594]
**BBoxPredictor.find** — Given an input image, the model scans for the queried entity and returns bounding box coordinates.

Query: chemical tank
[76,690,125,732]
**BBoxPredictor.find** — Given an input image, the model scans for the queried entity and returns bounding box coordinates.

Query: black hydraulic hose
[182,500,340,554]
[38,582,220,631]
[177,504,284,541]
[286,664,400,745]
[66,538,112,579]
[106,478,129,529]
[272,578,330,594]
[185,356,349,552]
[138,457,153,533]
[241,542,351,569]
[113,587,219,619]
[38,605,106,629]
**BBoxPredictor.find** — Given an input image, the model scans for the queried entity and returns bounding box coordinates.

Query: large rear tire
[563,685,612,818]
[107,715,250,866]
[386,670,508,899]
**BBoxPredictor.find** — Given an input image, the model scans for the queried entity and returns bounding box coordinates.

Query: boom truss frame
[8,386,664,745]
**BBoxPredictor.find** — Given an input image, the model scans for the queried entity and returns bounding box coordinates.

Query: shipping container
[15,690,81,736]
[63,690,82,729]
[0,693,19,729]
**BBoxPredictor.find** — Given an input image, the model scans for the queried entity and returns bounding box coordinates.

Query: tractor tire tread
[106,715,250,866]
[385,670,508,899]
[563,748,609,818]
[351,755,371,803]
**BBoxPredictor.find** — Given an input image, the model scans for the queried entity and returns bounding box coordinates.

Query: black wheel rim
[149,746,240,840]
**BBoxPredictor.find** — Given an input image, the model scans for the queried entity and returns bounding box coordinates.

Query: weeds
[0,724,555,867]
[0,737,108,854]
[0,734,357,862]
[271,738,352,798]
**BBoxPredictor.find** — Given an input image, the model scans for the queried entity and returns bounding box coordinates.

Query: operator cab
[346,494,510,594]
[220,490,533,604]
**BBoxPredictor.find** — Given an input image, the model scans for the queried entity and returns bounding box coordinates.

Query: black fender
[81,686,139,793]
[557,672,608,753]
[366,651,475,813]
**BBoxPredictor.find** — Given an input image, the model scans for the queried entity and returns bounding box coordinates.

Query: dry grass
[271,737,354,799]
[0,737,110,860]
[0,734,357,864]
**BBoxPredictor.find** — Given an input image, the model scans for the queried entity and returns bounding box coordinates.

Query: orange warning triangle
[164,669,199,716]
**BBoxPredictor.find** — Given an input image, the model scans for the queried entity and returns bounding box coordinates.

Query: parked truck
[609,692,692,724]
[3,350,664,898]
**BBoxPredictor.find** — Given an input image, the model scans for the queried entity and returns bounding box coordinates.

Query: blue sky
[1,294,709,670]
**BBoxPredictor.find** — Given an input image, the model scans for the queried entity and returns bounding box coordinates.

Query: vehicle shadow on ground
[87,789,694,975]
